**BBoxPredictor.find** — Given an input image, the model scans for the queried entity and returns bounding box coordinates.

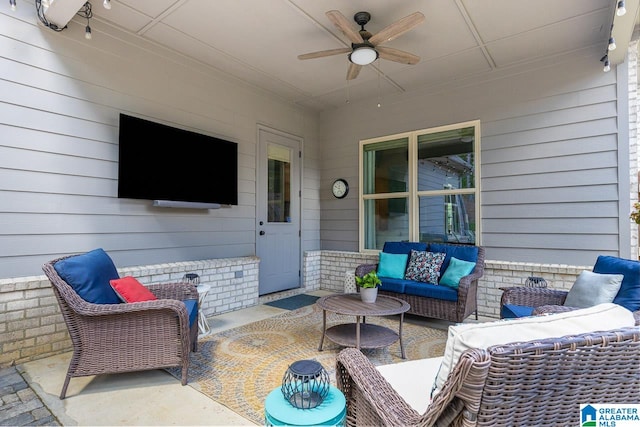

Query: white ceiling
[90,0,636,111]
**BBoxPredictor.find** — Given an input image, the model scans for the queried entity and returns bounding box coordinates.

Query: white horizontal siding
[0,9,320,278]
[319,50,629,265]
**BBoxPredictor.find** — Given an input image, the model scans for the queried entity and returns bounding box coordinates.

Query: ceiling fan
[298,10,425,80]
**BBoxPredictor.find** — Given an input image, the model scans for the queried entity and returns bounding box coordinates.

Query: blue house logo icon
[581,405,597,426]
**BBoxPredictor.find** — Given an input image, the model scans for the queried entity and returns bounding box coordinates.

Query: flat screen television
[117,113,238,206]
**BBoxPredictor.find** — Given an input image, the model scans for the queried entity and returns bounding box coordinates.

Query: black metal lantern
[281,360,330,409]
[524,276,547,288]
[182,273,200,286]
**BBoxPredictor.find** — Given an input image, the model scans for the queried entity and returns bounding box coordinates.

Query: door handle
[259,230,265,236]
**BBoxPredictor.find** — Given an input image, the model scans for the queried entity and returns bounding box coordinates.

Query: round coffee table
[316,293,410,358]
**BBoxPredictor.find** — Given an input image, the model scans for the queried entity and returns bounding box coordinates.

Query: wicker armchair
[336,326,640,426]
[501,287,640,323]
[43,255,199,399]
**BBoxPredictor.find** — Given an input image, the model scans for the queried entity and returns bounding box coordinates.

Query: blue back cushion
[53,248,121,304]
[593,255,640,311]
[383,241,428,255]
[182,299,198,327]
[428,243,479,272]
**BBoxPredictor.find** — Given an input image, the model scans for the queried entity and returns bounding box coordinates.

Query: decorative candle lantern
[281,360,330,409]
[524,276,547,288]
[182,273,200,286]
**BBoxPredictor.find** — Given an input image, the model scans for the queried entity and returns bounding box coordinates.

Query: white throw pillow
[377,356,443,414]
[563,270,624,308]
[432,303,635,397]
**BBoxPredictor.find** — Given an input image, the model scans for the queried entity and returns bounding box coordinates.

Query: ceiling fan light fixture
[350,45,378,65]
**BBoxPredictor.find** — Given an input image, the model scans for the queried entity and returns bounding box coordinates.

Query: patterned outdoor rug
[168,303,448,425]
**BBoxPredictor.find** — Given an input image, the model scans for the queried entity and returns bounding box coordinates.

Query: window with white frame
[360,121,480,251]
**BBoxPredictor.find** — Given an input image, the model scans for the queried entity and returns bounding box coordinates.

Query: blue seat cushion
[383,241,428,255]
[428,243,479,272]
[53,248,121,304]
[379,277,411,294]
[501,304,535,319]
[404,282,458,302]
[182,299,198,328]
[593,255,640,311]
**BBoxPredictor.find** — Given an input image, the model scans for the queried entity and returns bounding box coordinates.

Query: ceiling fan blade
[377,46,420,65]
[326,10,364,44]
[369,12,425,46]
[347,63,362,80]
[298,47,351,60]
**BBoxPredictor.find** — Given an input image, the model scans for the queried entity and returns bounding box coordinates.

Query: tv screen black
[117,114,238,205]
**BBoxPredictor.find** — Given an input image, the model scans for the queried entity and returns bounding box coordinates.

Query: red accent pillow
[109,276,157,303]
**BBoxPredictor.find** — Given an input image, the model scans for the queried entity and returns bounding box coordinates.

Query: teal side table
[264,385,346,426]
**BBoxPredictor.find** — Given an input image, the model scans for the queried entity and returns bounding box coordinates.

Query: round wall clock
[332,178,349,199]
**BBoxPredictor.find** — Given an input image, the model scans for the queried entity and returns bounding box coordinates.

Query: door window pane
[418,194,476,244]
[417,127,475,191]
[363,138,409,195]
[364,198,409,250]
[267,145,291,223]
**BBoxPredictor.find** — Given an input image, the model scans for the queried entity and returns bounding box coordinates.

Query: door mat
[264,294,320,310]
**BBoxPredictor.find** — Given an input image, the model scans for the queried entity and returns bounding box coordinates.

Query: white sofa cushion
[377,356,443,414]
[433,303,635,396]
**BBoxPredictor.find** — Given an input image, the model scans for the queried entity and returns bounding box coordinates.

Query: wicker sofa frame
[43,256,199,399]
[355,245,485,323]
[336,326,640,426]
[500,286,640,322]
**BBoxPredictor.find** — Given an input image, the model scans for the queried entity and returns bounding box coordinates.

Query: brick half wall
[303,250,588,319]
[0,256,259,367]
[1,251,590,366]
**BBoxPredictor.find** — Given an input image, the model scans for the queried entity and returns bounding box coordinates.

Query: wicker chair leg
[190,324,198,352]
[181,363,188,386]
[60,375,71,399]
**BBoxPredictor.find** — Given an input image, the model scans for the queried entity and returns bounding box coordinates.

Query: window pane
[363,138,409,195]
[418,194,476,244]
[417,127,474,191]
[267,145,291,223]
[364,198,409,250]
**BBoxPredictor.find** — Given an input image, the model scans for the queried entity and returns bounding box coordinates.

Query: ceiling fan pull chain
[377,60,382,108]
[346,79,350,105]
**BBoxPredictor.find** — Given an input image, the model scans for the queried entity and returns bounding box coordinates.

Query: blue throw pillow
[377,252,409,279]
[428,243,478,272]
[593,255,640,311]
[53,248,121,304]
[439,257,476,288]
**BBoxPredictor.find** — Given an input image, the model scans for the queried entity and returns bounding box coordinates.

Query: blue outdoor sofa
[355,241,485,323]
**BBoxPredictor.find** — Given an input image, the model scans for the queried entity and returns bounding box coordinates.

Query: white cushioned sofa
[336,303,640,426]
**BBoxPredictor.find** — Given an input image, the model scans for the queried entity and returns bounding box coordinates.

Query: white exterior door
[257,127,301,295]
